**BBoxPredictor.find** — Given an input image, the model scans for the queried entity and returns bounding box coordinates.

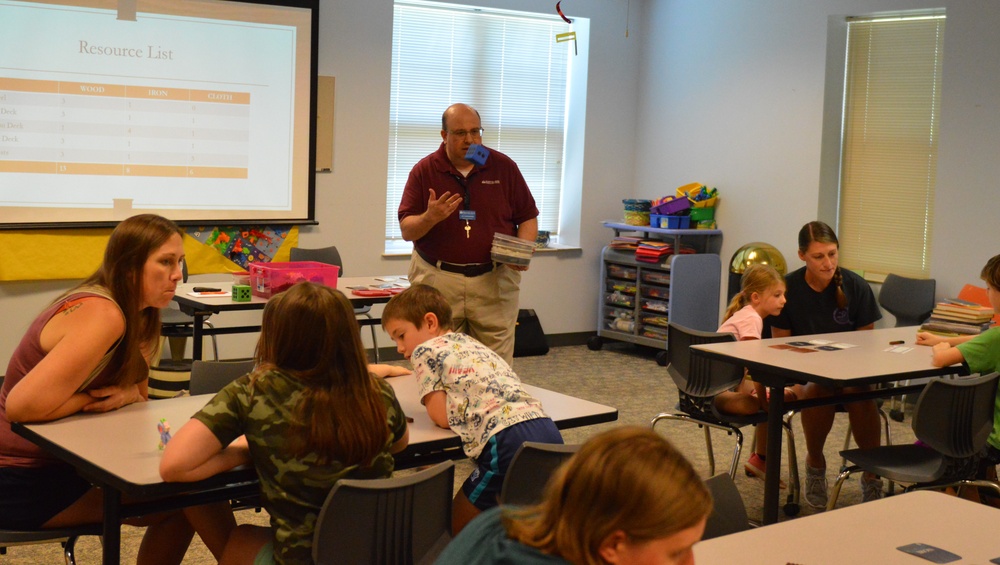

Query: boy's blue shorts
[462,417,563,511]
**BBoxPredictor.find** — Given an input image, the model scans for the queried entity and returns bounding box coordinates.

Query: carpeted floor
[3,342,919,563]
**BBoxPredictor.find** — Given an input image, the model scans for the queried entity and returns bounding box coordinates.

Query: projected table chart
[0,77,249,178]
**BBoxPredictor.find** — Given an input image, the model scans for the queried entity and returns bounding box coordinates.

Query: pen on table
[889,340,905,345]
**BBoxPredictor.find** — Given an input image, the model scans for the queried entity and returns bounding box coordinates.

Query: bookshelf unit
[589,222,723,365]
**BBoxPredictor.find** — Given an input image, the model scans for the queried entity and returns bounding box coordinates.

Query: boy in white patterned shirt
[382,284,562,534]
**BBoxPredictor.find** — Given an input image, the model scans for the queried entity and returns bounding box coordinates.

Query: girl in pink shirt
[714,264,796,484]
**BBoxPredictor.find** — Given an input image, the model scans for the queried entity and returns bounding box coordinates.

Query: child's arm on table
[422,390,450,429]
[931,342,966,368]
[160,420,251,482]
[916,332,975,347]
[368,363,412,378]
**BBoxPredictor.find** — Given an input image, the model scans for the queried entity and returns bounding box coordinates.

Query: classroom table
[691,326,963,525]
[13,378,617,565]
[693,490,1000,564]
[171,277,402,360]
[388,374,620,466]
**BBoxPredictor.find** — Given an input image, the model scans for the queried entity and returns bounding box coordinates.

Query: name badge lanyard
[453,174,476,239]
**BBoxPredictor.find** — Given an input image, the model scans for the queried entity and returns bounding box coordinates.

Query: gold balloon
[730,242,787,276]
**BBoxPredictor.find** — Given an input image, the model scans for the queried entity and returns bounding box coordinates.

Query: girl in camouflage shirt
[161,282,409,564]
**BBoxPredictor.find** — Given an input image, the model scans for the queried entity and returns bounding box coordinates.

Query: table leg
[192,314,205,361]
[763,382,786,525]
[102,488,122,565]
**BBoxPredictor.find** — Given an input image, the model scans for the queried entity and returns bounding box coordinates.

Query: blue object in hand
[464,144,489,166]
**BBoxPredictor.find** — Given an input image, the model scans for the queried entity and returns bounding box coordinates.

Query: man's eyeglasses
[449,128,484,138]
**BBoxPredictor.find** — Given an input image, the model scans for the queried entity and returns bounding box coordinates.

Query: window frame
[384,0,586,253]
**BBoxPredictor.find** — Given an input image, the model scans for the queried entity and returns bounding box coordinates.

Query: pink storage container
[248,261,340,298]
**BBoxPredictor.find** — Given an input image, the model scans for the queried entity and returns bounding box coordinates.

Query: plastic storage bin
[607,264,638,280]
[650,214,691,229]
[249,261,340,298]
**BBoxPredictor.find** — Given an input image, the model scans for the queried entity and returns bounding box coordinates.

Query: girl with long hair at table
[160,282,409,565]
[714,263,796,486]
[769,220,883,509]
[0,213,235,564]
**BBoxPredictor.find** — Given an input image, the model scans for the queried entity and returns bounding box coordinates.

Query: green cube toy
[232,284,252,302]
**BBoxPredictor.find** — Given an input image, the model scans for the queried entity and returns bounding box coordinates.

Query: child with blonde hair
[713,263,796,484]
[437,426,712,565]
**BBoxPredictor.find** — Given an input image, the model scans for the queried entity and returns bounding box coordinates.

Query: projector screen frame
[0,0,320,230]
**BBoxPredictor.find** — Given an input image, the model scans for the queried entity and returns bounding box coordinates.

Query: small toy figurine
[157,418,172,450]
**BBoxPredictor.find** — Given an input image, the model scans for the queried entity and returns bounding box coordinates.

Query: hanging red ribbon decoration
[555,1,573,24]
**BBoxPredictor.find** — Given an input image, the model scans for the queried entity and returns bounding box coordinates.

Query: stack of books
[608,236,642,251]
[919,298,995,335]
[634,241,695,263]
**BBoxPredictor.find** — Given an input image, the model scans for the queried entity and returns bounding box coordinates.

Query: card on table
[896,543,961,563]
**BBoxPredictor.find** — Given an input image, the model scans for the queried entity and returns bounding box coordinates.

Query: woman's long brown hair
[254,282,389,467]
[73,214,182,387]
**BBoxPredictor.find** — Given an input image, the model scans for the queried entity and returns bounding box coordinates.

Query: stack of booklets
[608,236,641,251]
[634,241,695,263]
[919,299,995,335]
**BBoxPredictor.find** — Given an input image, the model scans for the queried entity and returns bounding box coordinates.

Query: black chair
[879,274,937,420]
[189,359,256,395]
[290,246,381,362]
[702,473,751,540]
[499,441,579,506]
[827,372,1000,510]
[651,322,801,516]
[0,524,102,565]
[312,461,454,565]
[160,260,218,361]
[878,274,936,327]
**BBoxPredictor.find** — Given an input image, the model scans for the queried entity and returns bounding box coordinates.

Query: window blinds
[385,1,570,241]
[838,15,945,278]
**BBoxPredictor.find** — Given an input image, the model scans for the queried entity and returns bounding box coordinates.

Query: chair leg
[203,321,219,361]
[783,412,801,513]
[368,324,380,363]
[827,465,860,511]
[358,312,380,363]
[63,535,79,565]
[704,425,716,477]
[650,413,742,479]
[841,422,853,472]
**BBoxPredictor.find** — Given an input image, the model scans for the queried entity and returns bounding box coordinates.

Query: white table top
[694,491,1000,564]
[15,376,617,495]
[692,326,960,387]
[173,277,400,311]
[388,373,618,448]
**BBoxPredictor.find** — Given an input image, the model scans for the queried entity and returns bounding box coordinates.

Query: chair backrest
[313,461,455,565]
[499,441,580,506]
[290,246,344,275]
[701,473,750,540]
[189,359,256,395]
[912,372,1000,458]
[666,322,743,398]
[957,284,1000,325]
[878,274,936,327]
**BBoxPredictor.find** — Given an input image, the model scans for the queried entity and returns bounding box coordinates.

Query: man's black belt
[416,249,495,277]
